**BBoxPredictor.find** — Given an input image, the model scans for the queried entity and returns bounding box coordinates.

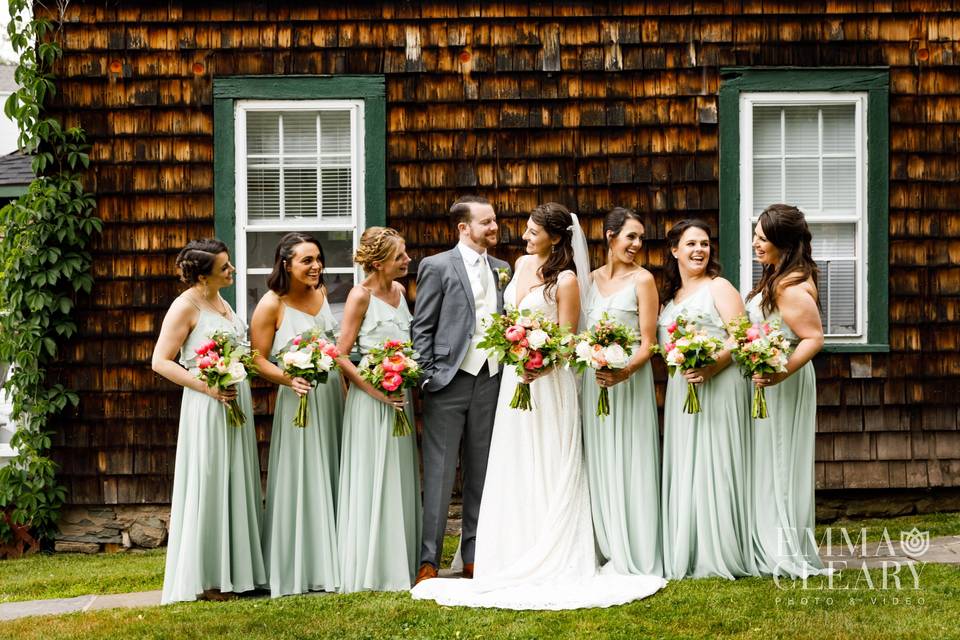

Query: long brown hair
[660,219,721,302]
[530,202,576,300]
[747,203,819,315]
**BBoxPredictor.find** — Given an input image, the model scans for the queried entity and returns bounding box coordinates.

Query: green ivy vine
[0,0,100,551]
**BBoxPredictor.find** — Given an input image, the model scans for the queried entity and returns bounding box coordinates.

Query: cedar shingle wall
[43,1,960,505]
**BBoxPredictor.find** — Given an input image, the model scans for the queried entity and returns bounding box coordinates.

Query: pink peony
[322,343,340,358]
[667,321,678,334]
[746,326,762,341]
[664,342,676,352]
[292,336,302,346]
[505,325,526,343]
[382,354,407,373]
[524,350,545,370]
[382,371,402,392]
[197,356,213,369]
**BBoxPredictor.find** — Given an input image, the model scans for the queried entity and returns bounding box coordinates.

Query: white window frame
[0,364,16,467]
[738,91,869,344]
[233,99,366,321]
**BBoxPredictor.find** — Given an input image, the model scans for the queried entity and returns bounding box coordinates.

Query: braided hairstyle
[354,227,403,273]
[529,202,576,300]
[267,232,326,294]
[175,238,228,284]
[747,203,819,315]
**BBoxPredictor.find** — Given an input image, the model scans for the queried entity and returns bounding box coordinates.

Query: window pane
[819,260,857,335]
[321,167,352,217]
[822,104,856,155]
[282,164,318,219]
[282,112,318,155]
[784,159,819,211]
[810,222,856,257]
[246,112,280,155]
[823,158,857,211]
[752,106,781,156]
[753,158,781,214]
[247,166,280,220]
[320,111,351,155]
[784,106,819,156]
[246,230,355,271]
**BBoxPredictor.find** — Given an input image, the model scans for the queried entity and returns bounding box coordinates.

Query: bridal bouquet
[478,308,569,411]
[727,315,791,419]
[653,316,723,414]
[277,328,342,428]
[571,313,637,418]
[358,339,421,436]
[194,331,259,427]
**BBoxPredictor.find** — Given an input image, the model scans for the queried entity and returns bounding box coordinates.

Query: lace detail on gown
[411,258,665,609]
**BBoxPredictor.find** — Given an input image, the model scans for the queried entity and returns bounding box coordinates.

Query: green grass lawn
[0,512,958,639]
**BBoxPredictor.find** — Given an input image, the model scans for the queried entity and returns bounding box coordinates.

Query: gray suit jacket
[412,247,510,392]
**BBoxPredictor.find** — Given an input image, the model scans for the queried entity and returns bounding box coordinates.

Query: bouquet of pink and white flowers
[727,315,791,419]
[571,313,637,418]
[478,308,570,411]
[194,331,259,427]
[277,328,342,428]
[653,316,724,414]
[358,339,421,436]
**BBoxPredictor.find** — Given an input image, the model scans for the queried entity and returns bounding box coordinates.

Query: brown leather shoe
[462,562,475,579]
[415,562,438,585]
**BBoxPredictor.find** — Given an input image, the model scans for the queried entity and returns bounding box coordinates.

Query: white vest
[458,248,499,377]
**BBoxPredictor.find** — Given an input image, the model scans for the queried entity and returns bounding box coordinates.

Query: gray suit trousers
[419,363,500,568]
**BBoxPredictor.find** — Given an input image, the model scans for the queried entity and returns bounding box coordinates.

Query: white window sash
[234,99,366,321]
[738,92,868,343]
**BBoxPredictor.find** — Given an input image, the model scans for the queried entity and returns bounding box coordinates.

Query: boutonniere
[495,267,511,290]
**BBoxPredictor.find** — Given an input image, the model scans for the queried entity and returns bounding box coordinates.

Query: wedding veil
[568,213,591,332]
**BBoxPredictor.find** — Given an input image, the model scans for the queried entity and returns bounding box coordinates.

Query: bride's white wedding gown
[411,265,666,610]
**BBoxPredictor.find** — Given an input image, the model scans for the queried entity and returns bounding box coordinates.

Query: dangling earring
[551,244,558,253]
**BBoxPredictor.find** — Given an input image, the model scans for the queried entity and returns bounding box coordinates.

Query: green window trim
[718,67,889,353]
[212,75,386,306]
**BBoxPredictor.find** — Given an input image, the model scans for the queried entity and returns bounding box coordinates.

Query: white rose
[527,329,549,350]
[575,340,593,363]
[603,344,629,369]
[316,353,334,372]
[667,349,686,367]
[226,360,247,385]
[282,350,313,370]
[215,359,228,374]
[675,337,691,349]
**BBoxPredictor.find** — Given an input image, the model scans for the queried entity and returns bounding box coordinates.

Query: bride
[411,203,666,610]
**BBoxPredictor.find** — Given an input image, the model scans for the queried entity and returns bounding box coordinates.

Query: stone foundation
[815,488,960,521]
[55,505,169,553]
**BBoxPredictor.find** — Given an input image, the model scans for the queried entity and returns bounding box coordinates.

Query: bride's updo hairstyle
[747,203,819,316]
[175,238,228,284]
[354,226,403,274]
[530,202,576,300]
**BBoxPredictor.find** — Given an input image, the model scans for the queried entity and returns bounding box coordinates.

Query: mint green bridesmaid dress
[337,294,422,592]
[581,281,663,576]
[747,295,826,577]
[162,307,267,604]
[262,300,344,597]
[658,283,757,580]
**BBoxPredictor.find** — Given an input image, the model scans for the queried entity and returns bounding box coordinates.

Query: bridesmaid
[152,239,266,604]
[747,204,827,577]
[250,232,343,597]
[336,227,422,592]
[582,207,662,576]
[657,220,756,580]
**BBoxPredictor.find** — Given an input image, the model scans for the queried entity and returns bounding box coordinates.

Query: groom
[412,195,510,584]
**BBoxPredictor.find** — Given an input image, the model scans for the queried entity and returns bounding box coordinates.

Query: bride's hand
[520,365,552,384]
